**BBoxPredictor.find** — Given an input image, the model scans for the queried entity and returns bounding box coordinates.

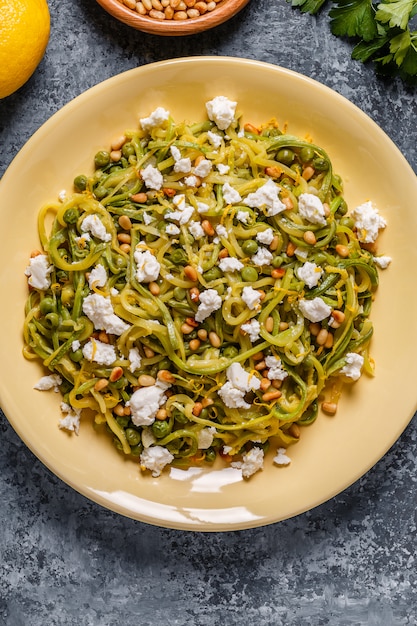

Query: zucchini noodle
[23,97,388,479]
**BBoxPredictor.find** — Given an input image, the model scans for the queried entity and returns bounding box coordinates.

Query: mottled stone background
[1,1,416,624]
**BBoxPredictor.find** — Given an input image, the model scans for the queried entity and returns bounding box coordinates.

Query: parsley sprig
[289,0,417,81]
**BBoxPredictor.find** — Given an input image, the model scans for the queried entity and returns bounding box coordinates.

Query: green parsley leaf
[375,0,417,29]
[290,0,327,13]
[329,0,379,40]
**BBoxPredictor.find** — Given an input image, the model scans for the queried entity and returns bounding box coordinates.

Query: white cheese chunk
[88,263,107,289]
[222,182,242,204]
[351,200,386,243]
[82,293,130,335]
[241,286,261,310]
[205,96,237,130]
[33,374,62,392]
[296,261,323,288]
[299,297,331,322]
[25,254,53,290]
[141,164,163,190]
[127,381,170,426]
[265,355,288,381]
[256,228,274,245]
[241,319,261,342]
[134,247,161,283]
[139,107,170,131]
[231,447,264,478]
[298,193,326,225]
[244,179,286,216]
[273,447,291,466]
[218,257,244,273]
[140,445,174,477]
[81,214,112,242]
[82,338,117,366]
[339,352,364,381]
[195,288,222,322]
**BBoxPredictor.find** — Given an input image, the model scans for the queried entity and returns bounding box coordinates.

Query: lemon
[0,0,50,99]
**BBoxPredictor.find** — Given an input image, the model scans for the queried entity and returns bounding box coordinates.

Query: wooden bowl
[95,0,251,35]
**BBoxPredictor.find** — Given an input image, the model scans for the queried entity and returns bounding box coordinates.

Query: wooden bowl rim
[95,0,251,35]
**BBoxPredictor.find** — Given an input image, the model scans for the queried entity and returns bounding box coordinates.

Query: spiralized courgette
[23,97,387,478]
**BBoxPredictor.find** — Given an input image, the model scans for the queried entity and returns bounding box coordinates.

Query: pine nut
[118,215,132,230]
[120,244,131,254]
[252,351,264,361]
[189,339,201,351]
[303,230,316,245]
[189,287,200,301]
[155,408,168,420]
[265,316,274,333]
[194,1,207,12]
[288,423,301,438]
[197,328,207,341]
[184,265,198,282]
[260,377,271,391]
[149,281,160,296]
[271,268,285,279]
[255,360,266,371]
[316,328,329,345]
[309,322,321,336]
[157,369,176,384]
[201,397,213,408]
[173,10,187,18]
[186,317,199,327]
[181,322,194,334]
[324,332,334,349]
[262,390,282,402]
[244,123,259,135]
[279,322,289,331]
[281,196,293,210]
[149,8,165,18]
[94,379,109,392]
[152,0,163,7]
[111,135,127,151]
[335,244,349,257]
[109,367,123,382]
[269,235,280,251]
[114,404,125,416]
[302,166,315,181]
[164,5,174,17]
[131,192,148,203]
[117,233,131,244]
[192,402,203,416]
[206,1,216,9]
[163,187,176,197]
[322,401,337,415]
[138,374,156,387]
[143,346,155,358]
[286,241,296,256]
[136,2,147,14]
[124,0,137,8]
[208,331,221,347]
[218,248,229,259]
[265,166,281,178]
[332,310,346,324]
[201,220,215,236]
[110,150,122,162]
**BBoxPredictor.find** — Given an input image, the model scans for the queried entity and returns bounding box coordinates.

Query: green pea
[125,428,141,446]
[241,266,258,282]
[313,157,329,171]
[277,148,295,165]
[223,345,239,359]
[73,175,87,191]
[122,142,135,158]
[63,208,80,225]
[130,444,143,457]
[179,232,194,246]
[94,150,111,169]
[299,147,315,164]
[94,185,108,200]
[152,420,172,439]
[70,348,83,363]
[241,240,259,256]
[116,415,130,428]
[203,267,222,282]
[336,199,348,216]
[173,408,187,425]
[40,297,56,315]
[158,358,172,371]
[173,287,187,301]
[111,376,128,389]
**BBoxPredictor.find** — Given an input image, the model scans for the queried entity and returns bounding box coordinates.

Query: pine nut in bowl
[95,0,251,35]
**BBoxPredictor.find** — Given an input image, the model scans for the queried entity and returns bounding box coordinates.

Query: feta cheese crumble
[59,402,81,435]
[241,286,261,310]
[231,447,264,478]
[373,255,392,269]
[299,297,332,322]
[88,263,107,289]
[82,293,130,335]
[139,107,170,131]
[128,347,142,373]
[205,96,237,130]
[127,381,170,426]
[339,352,364,381]
[134,247,161,283]
[222,182,242,204]
[81,214,112,242]
[193,159,212,178]
[251,247,273,267]
[216,163,230,175]
[188,220,205,240]
[273,448,291,466]
[256,228,274,245]
[219,257,244,273]
[298,193,326,225]
[82,338,117,366]
[218,362,261,409]
[265,355,288,381]
[207,130,222,148]
[141,164,163,191]
[165,223,180,236]
[244,179,286,217]
[140,445,174,477]
[296,261,323,288]
[195,288,222,322]
[351,200,386,243]
[33,374,62,392]
[166,194,194,225]
[25,254,53,290]
[241,319,261,342]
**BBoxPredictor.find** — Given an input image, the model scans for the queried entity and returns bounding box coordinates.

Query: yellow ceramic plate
[1,58,416,531]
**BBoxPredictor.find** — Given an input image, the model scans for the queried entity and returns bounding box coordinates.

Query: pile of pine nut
[120,0,224,21]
